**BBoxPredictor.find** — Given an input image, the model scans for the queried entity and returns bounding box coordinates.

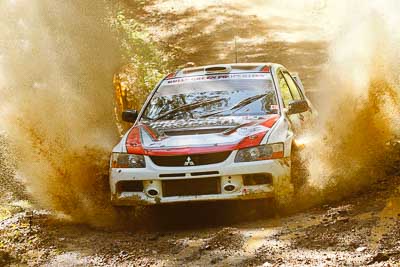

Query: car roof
[174,63,281,78]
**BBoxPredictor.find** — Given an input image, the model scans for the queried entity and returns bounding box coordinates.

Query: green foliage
[109,10,169,92]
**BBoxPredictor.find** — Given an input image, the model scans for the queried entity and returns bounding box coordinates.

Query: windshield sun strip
[164,71,273,81]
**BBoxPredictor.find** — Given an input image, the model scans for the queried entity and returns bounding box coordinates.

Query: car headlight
[111,153,145,168]
[234,143,284,162]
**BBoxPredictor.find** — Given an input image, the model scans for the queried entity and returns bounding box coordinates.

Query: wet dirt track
[1,1,400,266]
[1,175,400,266]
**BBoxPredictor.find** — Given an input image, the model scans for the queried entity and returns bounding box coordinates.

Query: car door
[276,69,307,135]
[282,70,313,126]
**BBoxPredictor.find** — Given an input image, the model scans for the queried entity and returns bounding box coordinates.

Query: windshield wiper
[200,93,267,118]
[230,93,268,110]
[153,97,225,121]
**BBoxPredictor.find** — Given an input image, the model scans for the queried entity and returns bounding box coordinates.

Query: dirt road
[1,175,400,266]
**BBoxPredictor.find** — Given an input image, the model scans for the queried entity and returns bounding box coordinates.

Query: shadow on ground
[112,199,276,231]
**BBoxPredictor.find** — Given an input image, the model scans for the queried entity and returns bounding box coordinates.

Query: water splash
[0,0,399,225]
[0,1,121,226]
[299,0,400,202]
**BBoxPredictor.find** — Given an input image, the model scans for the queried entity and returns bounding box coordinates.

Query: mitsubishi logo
[184,156,195,166]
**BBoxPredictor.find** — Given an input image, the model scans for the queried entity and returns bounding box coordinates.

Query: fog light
[243,173,272,186]
[116,181,143,193]
[147,189,159,197]
[224,184,236,192]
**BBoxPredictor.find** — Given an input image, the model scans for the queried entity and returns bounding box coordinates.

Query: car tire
[290,144,308,192]
[272,144,308,210]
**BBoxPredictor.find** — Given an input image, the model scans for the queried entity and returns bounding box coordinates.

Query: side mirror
[287,100,309,115]
[122,109,138,123]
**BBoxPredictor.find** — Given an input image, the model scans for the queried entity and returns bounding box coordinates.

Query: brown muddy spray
[0,0,399,226]
[0,1,122,226]
[296,0,400,206]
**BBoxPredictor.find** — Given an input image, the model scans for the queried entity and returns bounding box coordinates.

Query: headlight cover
[235,143,284,163]
[111,153,145,168]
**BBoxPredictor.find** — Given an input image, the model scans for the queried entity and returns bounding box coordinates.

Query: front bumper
[109,151,291,206]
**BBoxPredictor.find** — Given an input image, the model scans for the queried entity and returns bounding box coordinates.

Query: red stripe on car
[126,115,280,156]
[126,126,145,154]
[144,144,238,156]
[260,114,279,128]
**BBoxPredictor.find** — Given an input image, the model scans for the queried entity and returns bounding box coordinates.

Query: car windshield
[142,73,278,121]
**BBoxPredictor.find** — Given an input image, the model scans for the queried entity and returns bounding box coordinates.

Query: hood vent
[163,127,231,136]
[204,66,232,74]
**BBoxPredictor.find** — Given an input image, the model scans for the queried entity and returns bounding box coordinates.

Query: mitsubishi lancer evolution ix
[110,63,315,206]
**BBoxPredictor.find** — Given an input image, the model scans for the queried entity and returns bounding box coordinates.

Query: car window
[277,70,293,107]
[142,73,279,120]
[283,71,302,101]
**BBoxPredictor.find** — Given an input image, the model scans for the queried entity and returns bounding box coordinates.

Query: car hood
[126,115,280,155]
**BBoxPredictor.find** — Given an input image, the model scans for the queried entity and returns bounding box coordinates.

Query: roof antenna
[234,36,238,63]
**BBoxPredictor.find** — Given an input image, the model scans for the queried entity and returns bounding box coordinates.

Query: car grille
[150,151,231,167]
[162,177,221,197]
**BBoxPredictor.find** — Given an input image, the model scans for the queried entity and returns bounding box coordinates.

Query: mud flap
[273,175,295,209]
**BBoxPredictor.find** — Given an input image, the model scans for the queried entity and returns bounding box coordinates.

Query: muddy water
[0,1,122,226]
[0,0,399,228]
[297,1,400,206]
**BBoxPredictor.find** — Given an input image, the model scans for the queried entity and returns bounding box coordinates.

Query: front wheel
[291,145,308,192]
[273,144,309,209]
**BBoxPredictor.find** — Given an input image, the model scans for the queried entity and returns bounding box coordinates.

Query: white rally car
[110,63,315,206]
